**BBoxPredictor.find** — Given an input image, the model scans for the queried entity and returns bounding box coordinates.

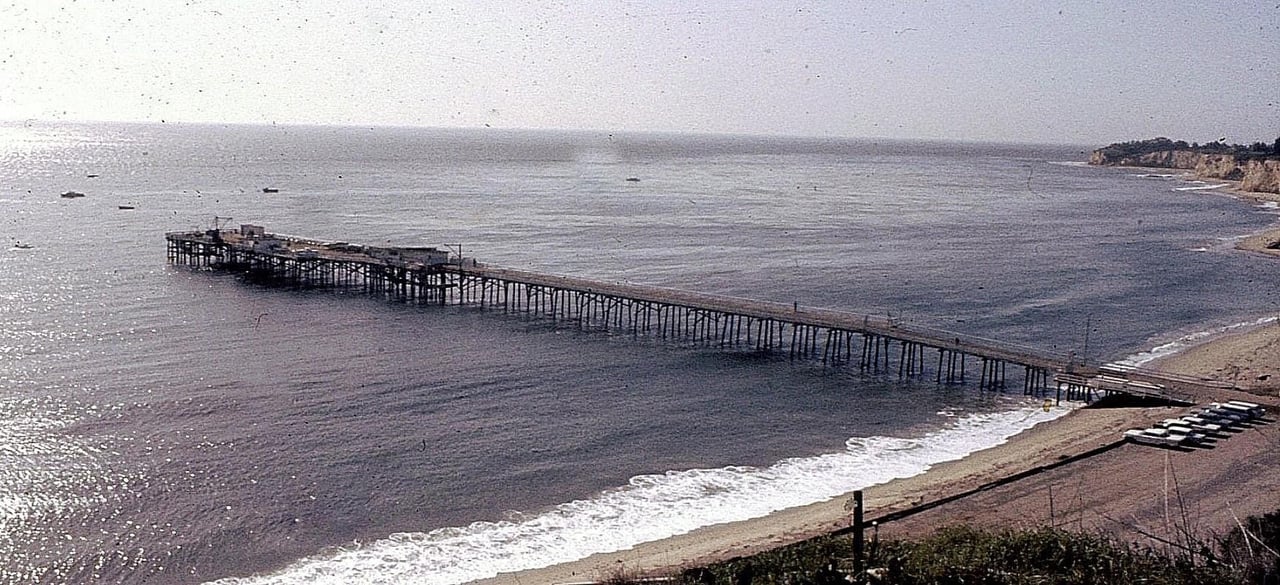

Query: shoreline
[478,336,1280,585]
[1105,165,1280,256]
[473,168,1280,585]
[1215,177,1280,258]
[473,405,1183,585]
[1129,168,1280,258]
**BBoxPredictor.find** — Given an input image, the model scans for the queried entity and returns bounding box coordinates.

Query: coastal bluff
[1089,138,1280,194]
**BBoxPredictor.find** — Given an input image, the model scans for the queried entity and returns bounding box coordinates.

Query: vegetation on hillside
[1095,136,1280,160]
[608,509,1280,585]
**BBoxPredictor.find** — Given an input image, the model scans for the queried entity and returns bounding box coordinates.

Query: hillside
[1089,138,1280,194]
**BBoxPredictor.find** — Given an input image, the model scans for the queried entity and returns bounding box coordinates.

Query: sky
[1,1,1277,145]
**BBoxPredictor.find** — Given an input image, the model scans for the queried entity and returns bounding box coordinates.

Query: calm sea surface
[1,122,1278,584]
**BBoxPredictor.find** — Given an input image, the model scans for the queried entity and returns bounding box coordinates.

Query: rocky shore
[1089,144,1280,194]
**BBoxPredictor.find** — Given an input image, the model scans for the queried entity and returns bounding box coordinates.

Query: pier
[166,226,1230,403]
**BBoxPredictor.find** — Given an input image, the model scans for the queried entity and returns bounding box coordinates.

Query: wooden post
[853,490,865,572]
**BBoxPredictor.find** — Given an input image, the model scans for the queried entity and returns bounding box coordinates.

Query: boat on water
[261,187,279,193]
[12,242,34,250]
[60,190,85,198]
[1124,428,1184,447]
[118,205,136,210]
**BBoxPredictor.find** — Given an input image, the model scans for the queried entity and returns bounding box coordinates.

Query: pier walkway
[166,227,1232,403]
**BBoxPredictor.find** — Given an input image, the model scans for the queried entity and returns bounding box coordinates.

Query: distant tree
[1095,137,1280,160]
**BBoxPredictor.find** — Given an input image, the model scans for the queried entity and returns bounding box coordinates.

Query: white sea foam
[1173,183,1230,191]
[1109,315,1280,369]
[208,404,1071,585]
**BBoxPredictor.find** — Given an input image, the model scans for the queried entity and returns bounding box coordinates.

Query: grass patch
[651,516,1280,585]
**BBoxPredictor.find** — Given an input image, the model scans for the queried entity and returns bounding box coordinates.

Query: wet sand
[473,406,1180,584]
[472,177,1280,585]
[477,366,1278,585]
[874,180,1280,549]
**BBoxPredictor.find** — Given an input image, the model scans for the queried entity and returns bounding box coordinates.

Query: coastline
[472,169,1280,585]
[1105,165,1280,257]
[1162,172,1280,392]
[471,405,1164,585]
[1145,320,1280,396]
[478,342,1280,585]
[1221,177,1280,258]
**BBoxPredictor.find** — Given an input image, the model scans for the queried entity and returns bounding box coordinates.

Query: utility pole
[444,243,464,265]
[1081,315,1091,367]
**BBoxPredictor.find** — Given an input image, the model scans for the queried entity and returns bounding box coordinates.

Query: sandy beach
[476,357,1279,584]
[471,405,1169,584]
[466,178,1280,584]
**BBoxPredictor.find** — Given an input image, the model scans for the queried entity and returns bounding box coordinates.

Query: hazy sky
[2,1,1277,145]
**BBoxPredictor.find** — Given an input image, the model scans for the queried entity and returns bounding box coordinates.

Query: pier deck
[166,228,1233,403]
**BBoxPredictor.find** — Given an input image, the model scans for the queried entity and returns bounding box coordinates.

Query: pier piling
[168,227,1214,403]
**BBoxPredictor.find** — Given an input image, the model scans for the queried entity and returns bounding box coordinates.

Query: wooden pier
[166,227,1231,404]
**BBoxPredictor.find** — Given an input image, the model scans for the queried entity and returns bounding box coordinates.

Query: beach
[10,124,1280,584]
[477,350,1280,585]
[471,406,1160,584]
[474,184,1280,585]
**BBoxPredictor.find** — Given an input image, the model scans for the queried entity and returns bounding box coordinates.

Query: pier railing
[446,263,1078,370]
[166,229,1232,403]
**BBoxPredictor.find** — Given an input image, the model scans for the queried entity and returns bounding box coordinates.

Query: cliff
[1089,149,1280,195]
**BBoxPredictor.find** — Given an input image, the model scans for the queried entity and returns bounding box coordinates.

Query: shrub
[681,524,1246,585]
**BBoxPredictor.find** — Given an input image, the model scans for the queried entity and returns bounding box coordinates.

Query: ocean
[2,122,1278,584]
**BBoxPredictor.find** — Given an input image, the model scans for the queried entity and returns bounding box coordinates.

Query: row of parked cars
[1124,400,1267,448]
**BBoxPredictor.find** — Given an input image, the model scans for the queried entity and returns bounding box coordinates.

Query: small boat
[86,173,100,178]
[1199,408,1249,423]
[60,190,85,198]
[1153,425,1207,444]
[1211,402,1261,419]
[625,177,641,182]
[118,205,136,210]
[1176,416,1224,433]
[12,242,34,250]
[261,187,279,193]
[1225,400,1265,417]
[1124,428,1184,447]
[1157,419,1199,432]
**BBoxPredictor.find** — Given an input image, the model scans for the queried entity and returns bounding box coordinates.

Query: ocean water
[2,122,1279,584]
